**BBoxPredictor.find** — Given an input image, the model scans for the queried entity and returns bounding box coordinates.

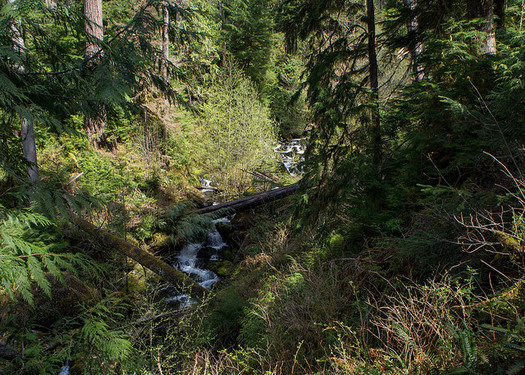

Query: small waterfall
[198,177,216,193]
[274,138,306,176]
[165,217,231,307]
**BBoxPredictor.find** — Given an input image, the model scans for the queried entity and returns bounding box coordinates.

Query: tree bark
[44,0,57,9]
[21,118,39,182]
[161,3,170,82]
[437,0,445,37]
[494,0,505,29]
[467,0,496,55]
[83,0,110,148]
[84,0,103,64]
[8,0,39,183]
[72,216,210,299]
[404,0,424,82]
[366,0,381,168]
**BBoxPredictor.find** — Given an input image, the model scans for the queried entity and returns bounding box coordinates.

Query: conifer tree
[221,0,275,89]
[162,1,170,82]
[367,0,381,168]
[494,0,506,29]
[404,0,424,81]
[7,0,39,182]
[83,0,110,148]
[467,0,496,54]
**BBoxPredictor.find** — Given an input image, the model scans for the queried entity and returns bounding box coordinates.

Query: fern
[507,359,525,375]
[392,322,418,355]
[0,202,97,305]
[76,298,134,374]
[161,202,232,242]
[481,322,525,355]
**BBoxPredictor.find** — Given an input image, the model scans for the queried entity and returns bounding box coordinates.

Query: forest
[1,0,525,373]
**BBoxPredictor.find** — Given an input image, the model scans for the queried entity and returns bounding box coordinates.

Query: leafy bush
[195,62,277,193]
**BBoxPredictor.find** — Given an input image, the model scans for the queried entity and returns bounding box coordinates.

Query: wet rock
[216,221,233,239]
[149,232,174,255]
[220,247,234,262]
[197,246,216,260]
[231,212,256,230]
[183,185,206,206]
[158,284,178,300]
[206,261,234,278]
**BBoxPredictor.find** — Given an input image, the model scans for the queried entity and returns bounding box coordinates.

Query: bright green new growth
[194,62,277,191]
[0,204,93,306]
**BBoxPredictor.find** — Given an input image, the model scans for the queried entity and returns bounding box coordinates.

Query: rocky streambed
[163,216,236,307]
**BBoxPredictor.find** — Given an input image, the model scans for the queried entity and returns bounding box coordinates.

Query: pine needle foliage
[1,0,193,175]
[277,0,386,230]
[221,0,276,88]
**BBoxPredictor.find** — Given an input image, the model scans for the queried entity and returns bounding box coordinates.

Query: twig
[63,172,83,188]
[467,78,523,180]
[115,309,186,330]
[479,259,513,282]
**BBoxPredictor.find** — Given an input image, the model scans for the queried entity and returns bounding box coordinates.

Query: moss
[495,230,522,254]
[208,261,235,278]
[150,232,172,251]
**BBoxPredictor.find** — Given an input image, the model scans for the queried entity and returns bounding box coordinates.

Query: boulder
[197,246,216,260]
[216,221,233,239]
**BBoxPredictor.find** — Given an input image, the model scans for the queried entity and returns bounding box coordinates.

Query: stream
[165,217,231,307]
[274,138,306,177]
[165,138,305,306]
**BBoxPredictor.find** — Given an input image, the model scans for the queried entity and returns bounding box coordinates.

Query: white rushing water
[198,177,216,193]
[274,138,306,176]
[166,217,231,307]
[166,137,305,307]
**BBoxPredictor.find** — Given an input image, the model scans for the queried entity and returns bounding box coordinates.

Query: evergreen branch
[21,0,159,77]
[16,252,71,259]
[467,77,522,179]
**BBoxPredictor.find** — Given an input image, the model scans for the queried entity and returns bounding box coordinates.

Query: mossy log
[192,183,300,215]
[71,216,209,299]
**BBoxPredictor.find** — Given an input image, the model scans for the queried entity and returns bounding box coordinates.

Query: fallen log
[192,183,300,215]
[71,216,209,300]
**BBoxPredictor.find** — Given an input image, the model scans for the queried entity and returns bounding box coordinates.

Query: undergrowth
[176,180,525,375]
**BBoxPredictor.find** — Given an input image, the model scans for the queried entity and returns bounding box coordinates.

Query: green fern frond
[392,323,417,352]
[0,203,98,305]
[503,342,525,352]
[27,256,51,297]
[78,298,133,364]
[507,359,525,375]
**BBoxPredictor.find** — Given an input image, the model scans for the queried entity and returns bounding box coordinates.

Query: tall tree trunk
[21,118,39,182]
[161,3,170,82]
[84,0,103,69]
[8,0,39,182]
[404,0,424,82]
[437,0,445,37]
[467,0,496,55]
[494,0,505,29]
[83,0,110,148]
[366,0,381,168]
